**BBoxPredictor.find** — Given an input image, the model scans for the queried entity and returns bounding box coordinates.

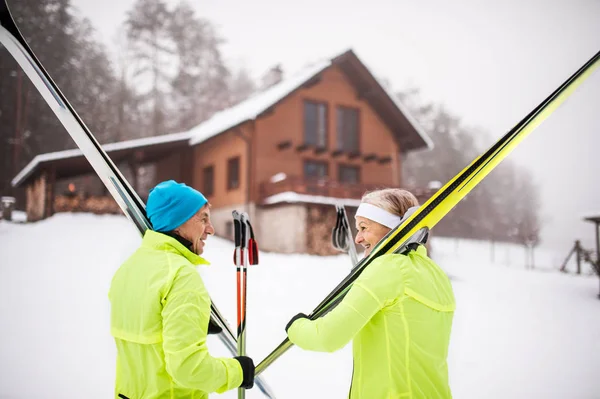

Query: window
[339,165,360,184]
[203,166,214,196]
[227,156,240,190]
[304,160,328,180]
[304,100,328,148]
[336,106,359,152]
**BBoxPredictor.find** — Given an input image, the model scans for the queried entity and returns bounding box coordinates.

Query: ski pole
[332,205,359,266]
[232,211,246,398]
[0,2,277,396]
[239,213,248,399]
[340,205,359,266]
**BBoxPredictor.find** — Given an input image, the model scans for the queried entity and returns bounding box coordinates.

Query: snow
[186,49,432,149]
[0,213,599,398]
[12,49,433,190]
[188,60,331,147]
[11,131,191,187]
[269,173,287,183]
[10,210,27,223]
[11,148,83,187]
[263,191,362,207]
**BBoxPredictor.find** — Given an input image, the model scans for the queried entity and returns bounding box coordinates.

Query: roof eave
[12,133,192,188]
[332,50,434,153]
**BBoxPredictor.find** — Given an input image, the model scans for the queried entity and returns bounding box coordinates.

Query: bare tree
[167,1,231,131]
[126,0,174,137]
[398,88,542,244]
[228,67,257,107]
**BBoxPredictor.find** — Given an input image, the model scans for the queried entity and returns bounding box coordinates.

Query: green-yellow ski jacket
[108,230,242,399]
[288,246,456,399]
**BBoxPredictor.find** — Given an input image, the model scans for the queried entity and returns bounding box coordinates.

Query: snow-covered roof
[188,60,331,146]
[11,131,191,187]
[377,78,434,150]
[263,191,362,207]
[13,49,433,188]
[187,49,432,150]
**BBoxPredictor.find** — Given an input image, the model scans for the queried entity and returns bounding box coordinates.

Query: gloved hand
[207,317,223,335]
[234,356,255,389]
[285,312,309,333]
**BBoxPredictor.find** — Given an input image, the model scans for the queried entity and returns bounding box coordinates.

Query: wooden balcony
[259,175,392,203]
[258,175,439,205]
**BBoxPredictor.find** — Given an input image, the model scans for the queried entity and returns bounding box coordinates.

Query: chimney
[261,64,284,90]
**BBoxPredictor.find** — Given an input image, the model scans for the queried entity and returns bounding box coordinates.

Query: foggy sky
[69,0,600,253]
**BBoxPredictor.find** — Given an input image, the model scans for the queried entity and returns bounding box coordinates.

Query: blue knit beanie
[146,180,208,232]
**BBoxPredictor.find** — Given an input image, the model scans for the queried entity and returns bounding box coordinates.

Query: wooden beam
[277,140,292,150]
[44,167,56,218]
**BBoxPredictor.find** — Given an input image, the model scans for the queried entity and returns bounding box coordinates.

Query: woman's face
[354,216,391,256]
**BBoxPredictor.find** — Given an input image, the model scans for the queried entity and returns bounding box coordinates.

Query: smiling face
[174,204,215,255]
[354,216,391,256]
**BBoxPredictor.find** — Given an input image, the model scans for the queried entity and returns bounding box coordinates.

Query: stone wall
[255,204,307,254]
[209,203,250,242]
[306,204,356,256]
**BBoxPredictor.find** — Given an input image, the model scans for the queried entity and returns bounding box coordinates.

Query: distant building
[11,49,434,254]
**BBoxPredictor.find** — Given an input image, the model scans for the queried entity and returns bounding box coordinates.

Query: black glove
[234,356,255,389]
[207,317,223,335]
[285,312,309,333]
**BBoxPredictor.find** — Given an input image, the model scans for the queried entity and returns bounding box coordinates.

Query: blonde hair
[361,188,419,218]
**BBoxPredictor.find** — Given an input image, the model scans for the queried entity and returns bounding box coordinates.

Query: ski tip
[1,0,14,28]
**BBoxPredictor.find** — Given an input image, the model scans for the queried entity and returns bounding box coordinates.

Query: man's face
[177,204,215,255]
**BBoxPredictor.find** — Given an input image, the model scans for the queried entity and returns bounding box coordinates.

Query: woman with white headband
[285,188,456,399]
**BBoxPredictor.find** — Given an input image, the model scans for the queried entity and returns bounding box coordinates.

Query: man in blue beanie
[109,180,255,399]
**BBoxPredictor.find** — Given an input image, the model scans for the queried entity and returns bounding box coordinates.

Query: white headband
[355,203,402,229]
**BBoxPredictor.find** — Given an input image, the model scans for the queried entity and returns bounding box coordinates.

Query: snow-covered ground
[0,213,598,398]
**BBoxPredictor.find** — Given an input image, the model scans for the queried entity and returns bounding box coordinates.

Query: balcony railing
[259,175,392,203]
[259,175,439,205]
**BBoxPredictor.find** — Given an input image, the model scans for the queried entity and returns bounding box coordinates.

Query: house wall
[155,147,194,187]
[182,64,412,253]
[305,203,362,256]
[206,202,309,254]
[208,202,250,242]
[255,204,308,253]
[191,129,249,209]
[155,152,183,184]
[252,65,402,202]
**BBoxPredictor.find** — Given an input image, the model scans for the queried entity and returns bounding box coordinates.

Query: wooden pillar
[44,166,56,218]
[595,222,599,273]
[575,240,582,275]
[129,150,144,194]
[181,147,194,187]
[26,172,46,222]
[594,222,600,299]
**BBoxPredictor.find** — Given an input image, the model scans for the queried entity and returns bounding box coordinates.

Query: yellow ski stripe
[377,51,600,257]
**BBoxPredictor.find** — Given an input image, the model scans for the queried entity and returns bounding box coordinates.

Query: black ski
[256,49,600,375]
[331,204,359,266]
[0,1,275,396]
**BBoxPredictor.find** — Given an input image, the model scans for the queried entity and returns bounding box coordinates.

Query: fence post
[1,196,16,221]
[575,240,582,274]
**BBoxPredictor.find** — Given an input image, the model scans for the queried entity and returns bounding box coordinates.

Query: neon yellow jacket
[108,230,242,399]
[288,246,455,399]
